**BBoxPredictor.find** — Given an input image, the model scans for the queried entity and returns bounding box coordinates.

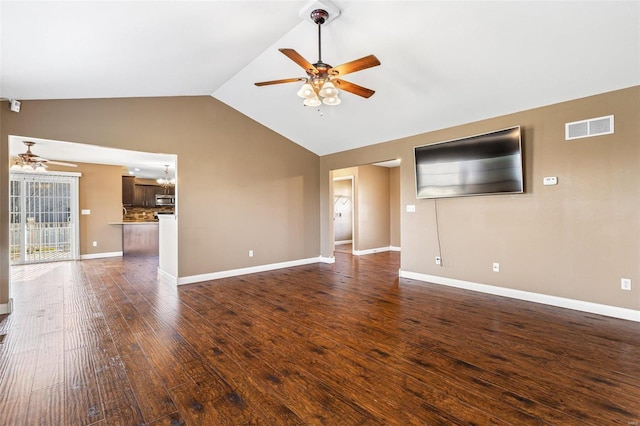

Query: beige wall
[356,165,390,251]
[321,86,640,311]
[73,162,123,255]
[1,96,320,305]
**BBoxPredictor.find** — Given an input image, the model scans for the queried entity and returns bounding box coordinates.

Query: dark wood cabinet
[123,176,173,207]
[155,185,175,196]
[133,185,158,207]
[122,176,135,206]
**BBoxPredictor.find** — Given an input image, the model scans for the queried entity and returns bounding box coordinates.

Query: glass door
[9,171,80,264]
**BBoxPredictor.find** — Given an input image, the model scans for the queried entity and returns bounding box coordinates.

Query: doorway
[333,176,354,253]
[331,162,401,256]
[9,171,80,264]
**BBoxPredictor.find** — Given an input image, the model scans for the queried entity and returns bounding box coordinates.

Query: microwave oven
[155,194,175,206]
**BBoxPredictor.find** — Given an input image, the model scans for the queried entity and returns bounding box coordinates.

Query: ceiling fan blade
[45,160,78,168]
[255,77,306,87]
[329,55,381,77]
[279,48,318,74]
[333,79,376,98]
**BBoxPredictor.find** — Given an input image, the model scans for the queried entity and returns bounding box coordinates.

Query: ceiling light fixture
[156,165,175,189]
[10,159,47,172]
[297,9,341,106]
[10,141,77,172]
[255,7,380,106]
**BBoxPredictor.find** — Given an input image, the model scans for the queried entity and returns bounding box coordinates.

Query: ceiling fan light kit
[11,141,78,172]
[255,3,380,107]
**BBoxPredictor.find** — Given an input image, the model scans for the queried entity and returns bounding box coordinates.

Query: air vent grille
[565,115,614,140]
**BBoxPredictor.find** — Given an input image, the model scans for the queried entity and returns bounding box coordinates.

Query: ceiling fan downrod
[310,9,329,63]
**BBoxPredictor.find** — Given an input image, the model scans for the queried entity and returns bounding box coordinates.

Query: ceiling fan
[11,141,78,171]
[255,8,380,106]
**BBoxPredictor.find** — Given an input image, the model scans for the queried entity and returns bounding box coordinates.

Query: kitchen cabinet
[155,185,175,196]
[133,184,158,207]
[122,176,135,206]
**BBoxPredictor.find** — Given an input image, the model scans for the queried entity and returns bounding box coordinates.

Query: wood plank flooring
[1,251,639,425]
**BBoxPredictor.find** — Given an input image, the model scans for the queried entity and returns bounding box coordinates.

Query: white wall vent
[565,115,614,140]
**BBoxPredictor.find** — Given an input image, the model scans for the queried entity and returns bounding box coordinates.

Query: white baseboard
[157,267,178,285]
[353,246,398,256]
[0,299,13,314]
[335,240,353,245]
[399,270,640,323]
[80,251,123,260]
[178,256,333,285]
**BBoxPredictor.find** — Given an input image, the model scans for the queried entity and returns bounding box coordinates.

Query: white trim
[80,251,123,260]
[9,169,82,178]
[353,246,396,256]
[335,240,352,245]
[0,299,13,314]
[157,267,178,285]
[399,270,640,323]
[178,256,333,285]
[389,246,401,252]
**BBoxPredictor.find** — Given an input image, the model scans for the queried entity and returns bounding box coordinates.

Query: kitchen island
[109,221,159,256]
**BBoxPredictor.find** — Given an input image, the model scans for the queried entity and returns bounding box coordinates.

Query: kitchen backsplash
[123,206,174,222]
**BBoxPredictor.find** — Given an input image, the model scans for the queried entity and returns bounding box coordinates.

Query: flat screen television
[414,126,523,199]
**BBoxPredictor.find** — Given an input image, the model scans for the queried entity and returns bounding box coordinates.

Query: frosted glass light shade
[323,95,341,106]
[297,83,315,99]
[303,96,321,107]
[319,81,338,98]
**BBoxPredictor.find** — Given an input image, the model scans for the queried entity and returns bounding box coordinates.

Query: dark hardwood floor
[1,251,639,425]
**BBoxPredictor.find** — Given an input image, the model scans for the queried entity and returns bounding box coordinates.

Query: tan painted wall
[321,86,640,310]
[357,165,390,251]
[73,162,123,255]
[1,96,320,305]
[389,167,401,248]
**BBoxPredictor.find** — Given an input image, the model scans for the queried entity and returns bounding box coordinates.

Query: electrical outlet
[248,250,254,258]
[492,262,500,272]
[435,256,441,265]
[92,241,97,247]
[621,278,631,291]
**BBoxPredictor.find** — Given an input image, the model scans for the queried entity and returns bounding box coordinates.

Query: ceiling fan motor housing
[310,9,329,25]
[299,0,340,25]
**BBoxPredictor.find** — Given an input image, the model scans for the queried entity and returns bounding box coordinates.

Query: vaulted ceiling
[2,1,639,162]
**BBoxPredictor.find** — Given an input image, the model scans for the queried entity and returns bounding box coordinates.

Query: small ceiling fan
[11,141,78,171]
[255,8,380,106]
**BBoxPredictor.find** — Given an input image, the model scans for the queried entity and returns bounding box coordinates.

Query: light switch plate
[81,209,91,215]
[406,205,416,213]
[543,176,558,186]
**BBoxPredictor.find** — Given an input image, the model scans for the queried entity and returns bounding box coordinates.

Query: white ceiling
[2,1,639,175]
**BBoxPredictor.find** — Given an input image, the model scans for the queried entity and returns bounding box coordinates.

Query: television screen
[414,126,523,199]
